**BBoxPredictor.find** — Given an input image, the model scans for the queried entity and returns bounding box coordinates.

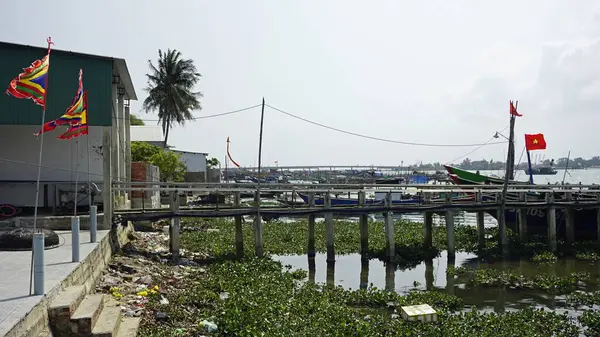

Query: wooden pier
[112,182,600,261]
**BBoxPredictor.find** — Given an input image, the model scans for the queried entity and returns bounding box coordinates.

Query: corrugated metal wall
[0,42,113,126]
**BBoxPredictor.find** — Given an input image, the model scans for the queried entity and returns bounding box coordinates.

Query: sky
[2,1,600,167]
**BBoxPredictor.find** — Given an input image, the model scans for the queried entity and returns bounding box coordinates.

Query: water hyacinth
[135,218,600,336]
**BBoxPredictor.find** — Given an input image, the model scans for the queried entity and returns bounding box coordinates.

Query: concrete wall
[0,125,104,208]
[130,162,161,209]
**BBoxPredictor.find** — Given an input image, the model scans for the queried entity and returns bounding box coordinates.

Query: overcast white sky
[2,1,600,167]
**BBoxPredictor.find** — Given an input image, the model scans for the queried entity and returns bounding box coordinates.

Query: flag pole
[74,139,79,216]
[526,149,534,184]
[29,37,54,295]
[87,124,91,207]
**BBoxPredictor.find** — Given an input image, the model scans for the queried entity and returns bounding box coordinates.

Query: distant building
[130,125,166,148]
[171,150,208,182]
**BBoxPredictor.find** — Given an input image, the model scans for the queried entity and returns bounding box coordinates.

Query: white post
[124,103,131,185]
[89,205,97,243]
[33,233,45,295]
[71,216,80,262]
[102,126,113,229]
[117,93,126,198]
[111,82,120,199]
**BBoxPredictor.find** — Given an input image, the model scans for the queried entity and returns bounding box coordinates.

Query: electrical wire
[128,104,262,122]
[266,104,508,147]
[445,125,510,164]
[0,157,104,178]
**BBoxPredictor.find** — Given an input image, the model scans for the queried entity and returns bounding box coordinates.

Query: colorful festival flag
[34,120,58,137]
[524,133,546,151]
[6,54,50,108]
[57,91,88,140]
[35,69,86,137]
[56,69,85,125]
[510,100,522,117]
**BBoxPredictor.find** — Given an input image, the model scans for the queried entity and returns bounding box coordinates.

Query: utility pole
[254,98,266,257]
[500,101,517,256]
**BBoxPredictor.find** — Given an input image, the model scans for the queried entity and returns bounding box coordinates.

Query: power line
[129,104,261,122]
[445,125,510,164]
[266,104,508,147]
[0,157,104,178]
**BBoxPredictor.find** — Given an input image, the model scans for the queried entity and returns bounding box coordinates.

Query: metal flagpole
[74,139,79,216]
[87,125,91,206]
[29,37,54,295]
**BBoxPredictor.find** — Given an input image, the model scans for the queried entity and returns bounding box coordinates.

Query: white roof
[130,126,164,142]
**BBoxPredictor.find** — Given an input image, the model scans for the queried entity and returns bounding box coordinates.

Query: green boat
[443,164,599,239]
[442,165,518,185]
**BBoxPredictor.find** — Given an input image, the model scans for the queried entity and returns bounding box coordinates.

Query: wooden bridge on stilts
[111,182,600,262]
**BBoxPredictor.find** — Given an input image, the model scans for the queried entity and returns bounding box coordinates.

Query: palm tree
[142,49,202,147]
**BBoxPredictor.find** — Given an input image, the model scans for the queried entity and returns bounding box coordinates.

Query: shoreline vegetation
[135,219,600,336]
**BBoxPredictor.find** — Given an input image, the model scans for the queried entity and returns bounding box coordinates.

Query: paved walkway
[0,230,109,336]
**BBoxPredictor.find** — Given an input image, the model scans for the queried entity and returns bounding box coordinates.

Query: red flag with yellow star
[524,133,546,151]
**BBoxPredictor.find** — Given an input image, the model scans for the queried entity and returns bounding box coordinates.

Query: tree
[130,114,145,126]
[142,49,203,147]
[131,141,187,182]
[149,150,187,182]
[207,157,220,169]
[131,141,161,162]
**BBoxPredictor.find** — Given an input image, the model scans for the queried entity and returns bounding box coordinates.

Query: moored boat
[443,164,598,238]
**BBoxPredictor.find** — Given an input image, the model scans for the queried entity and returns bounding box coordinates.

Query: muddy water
[273,251,600,315]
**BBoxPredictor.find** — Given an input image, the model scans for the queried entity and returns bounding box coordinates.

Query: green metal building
[0,41,137,228]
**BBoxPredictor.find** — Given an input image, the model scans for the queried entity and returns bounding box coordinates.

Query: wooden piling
[254,190,264,257]
[169,190,180,261]
[385,191,395,259]
[546,192,557,252]
[359,258,369,290]
[307,192,316,257]
[423,192,433,249]
[234,192,243,257]
[496,192,508,255]
[597,194,600,241]
[564,192,575,245]
[517,192,528,242]
[385,261,395,292]
[326,261,335,287]
[325,191,335,263]
[358,190,369,255]
[308,256,316,284]
[445,193,455,258]
[476,190,485,248]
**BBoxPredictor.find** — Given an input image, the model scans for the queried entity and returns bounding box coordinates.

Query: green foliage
[532,251,558,264]
[138,257,581,336]
[130,114,145,125]
[206,157,220,169]
[131,141,162,162]
[450,267,590,294]
[142,49,203,147]
[131,141,187,182]
[150,150,187,182]
[579,310,600,336]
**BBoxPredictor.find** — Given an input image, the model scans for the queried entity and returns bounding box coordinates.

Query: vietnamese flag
[510,100,522,117]
[524,133,547,151]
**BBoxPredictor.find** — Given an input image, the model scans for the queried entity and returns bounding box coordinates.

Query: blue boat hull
[297,193,421,206]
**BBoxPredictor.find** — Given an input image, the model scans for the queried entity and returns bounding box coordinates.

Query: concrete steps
[48,286,140,337]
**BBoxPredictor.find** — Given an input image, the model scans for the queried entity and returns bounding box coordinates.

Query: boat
[297,191,474,206]
[523,166,557,175]
[375,177,404,184]
[443,164,598,238]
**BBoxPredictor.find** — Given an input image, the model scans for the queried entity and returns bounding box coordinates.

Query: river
[273,168,600,315]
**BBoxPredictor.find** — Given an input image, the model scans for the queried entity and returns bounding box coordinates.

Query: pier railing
[110,181,600,261]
